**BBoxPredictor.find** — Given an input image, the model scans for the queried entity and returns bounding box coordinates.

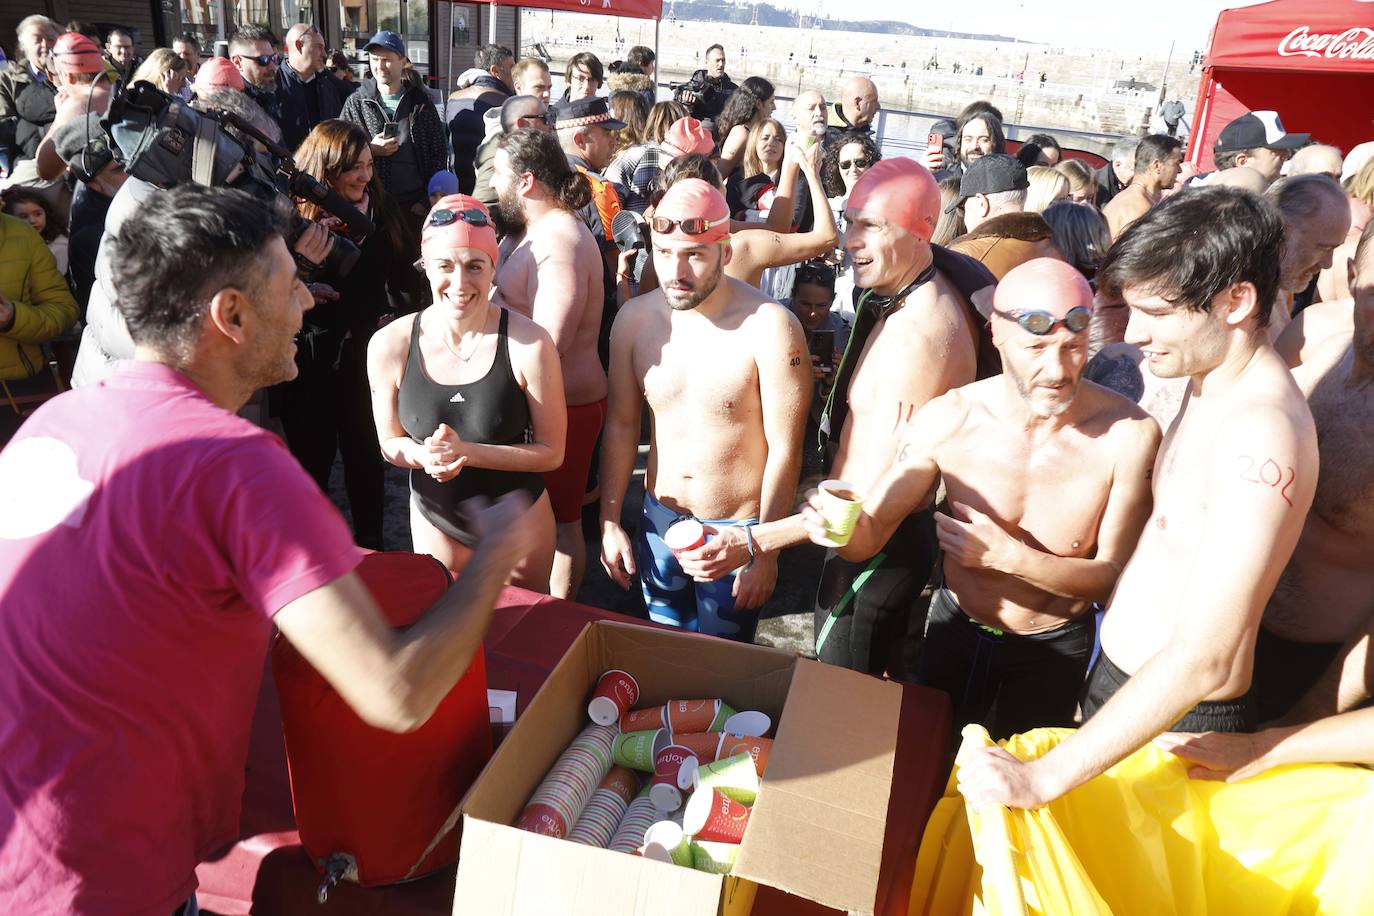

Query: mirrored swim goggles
[993,305,1091,335]
[427,207,492,228]
[649,215,722,236]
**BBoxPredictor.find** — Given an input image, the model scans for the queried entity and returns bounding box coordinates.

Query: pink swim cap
[421,194,501,267]
[660,117,715,160]
[51,33,104,76]
[194,57,245,94]
[845,157,940,242]
[994,258,1094,320]
[652,178,730,246]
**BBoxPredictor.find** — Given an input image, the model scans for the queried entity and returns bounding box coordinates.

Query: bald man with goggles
[804,259,1160,737]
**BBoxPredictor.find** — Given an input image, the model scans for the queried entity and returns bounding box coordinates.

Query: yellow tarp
[911,725,1374,916]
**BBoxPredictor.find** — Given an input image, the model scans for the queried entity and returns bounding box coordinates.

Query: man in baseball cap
[1214,110,1310,186]
[599,176,810,642]
[552,95,626,176]
[949,151,1060,280]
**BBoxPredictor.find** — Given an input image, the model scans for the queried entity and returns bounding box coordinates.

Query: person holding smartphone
[340,31,447,221]
[786,260,847,481]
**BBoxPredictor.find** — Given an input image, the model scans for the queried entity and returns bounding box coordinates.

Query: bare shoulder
[612,287,664,335]
[504,307,556,350]
[1290,330,1352,392]
[1275,298,1352,367]
[1078,380,1160,435]
[532,211,591,254]
[369,311,416,364]
[908,384,980,451]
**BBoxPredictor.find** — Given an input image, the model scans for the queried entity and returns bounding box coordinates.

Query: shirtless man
[1102,134,1182,240]
[959,186,1318,809]
[677,158,995,674]
[599,179,810,641]
[1252,223,1374,721]
[492,127,608,598]
[1264,174,1351,340]
[803,259,1158,737]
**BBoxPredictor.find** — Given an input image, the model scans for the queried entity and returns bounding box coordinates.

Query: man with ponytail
[491,127,608,598]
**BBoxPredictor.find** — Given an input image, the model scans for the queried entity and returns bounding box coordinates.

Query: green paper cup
[613,728,668,772]
[690,839,740,874]
[706,701,738,733]
[817,479,865,546]
[693,752,760,805]
[642,820,693,867]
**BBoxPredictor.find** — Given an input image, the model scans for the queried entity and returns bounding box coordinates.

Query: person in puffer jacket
[0,211,77,381]
[340,31,446,220]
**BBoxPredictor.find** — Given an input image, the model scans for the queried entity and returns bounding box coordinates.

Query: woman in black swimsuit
[368,194,567,589]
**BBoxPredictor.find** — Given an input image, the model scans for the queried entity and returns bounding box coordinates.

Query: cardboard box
[454,621,903,915]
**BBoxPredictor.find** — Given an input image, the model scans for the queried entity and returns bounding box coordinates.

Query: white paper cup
[816,479,864,546]
[663,518,706,553]
[721,710,770,738]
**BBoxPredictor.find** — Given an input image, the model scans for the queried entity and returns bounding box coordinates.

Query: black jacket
[0,63,56,162]
[340,78,447,207]
[446,74,511,192]
[275,62,356,151]
[674,70,736,125]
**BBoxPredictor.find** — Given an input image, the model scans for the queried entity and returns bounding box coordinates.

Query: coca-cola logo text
[1277,26,1374,60]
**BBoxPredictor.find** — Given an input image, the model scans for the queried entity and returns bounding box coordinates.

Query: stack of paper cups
[607,786,659,853]
[515,723,618,838]
[568,766,638,847]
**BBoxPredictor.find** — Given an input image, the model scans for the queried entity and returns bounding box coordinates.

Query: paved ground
[341,450,824,657]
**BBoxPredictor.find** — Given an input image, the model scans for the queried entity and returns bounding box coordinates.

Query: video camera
[102,81,374,278]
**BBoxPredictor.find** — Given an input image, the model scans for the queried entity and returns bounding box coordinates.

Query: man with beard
[960,187,1318,809]
[599,178,810,641]
[676,158,995,672]
[925,105,1006,181]
[491,128,607,597]
[674,44,736,128]
[802,259,1159,737]
[1102,134,1183,241]
[0,185,535,915]
[229,26,285,129]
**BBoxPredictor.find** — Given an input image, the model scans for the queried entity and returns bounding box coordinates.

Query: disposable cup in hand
[816,479,865,546]
[693,752,760,805]
[663,518,706,553]
[588,668,640,726]
[682,788,751,843]
[642,820,693,867]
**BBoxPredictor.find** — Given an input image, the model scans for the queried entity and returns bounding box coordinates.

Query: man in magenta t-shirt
[0,185,535,916]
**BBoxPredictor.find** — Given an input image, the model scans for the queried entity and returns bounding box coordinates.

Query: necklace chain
[437,303,490,362]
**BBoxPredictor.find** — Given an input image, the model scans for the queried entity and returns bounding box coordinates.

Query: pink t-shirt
[0,361,361,915]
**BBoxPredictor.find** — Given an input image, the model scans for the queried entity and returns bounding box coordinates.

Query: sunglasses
[516,112,553,128]
[237,52,280,66]
[428,207,492,228]
[838,157,873,170]
[650,216,721,236]
[994,306,1091,335]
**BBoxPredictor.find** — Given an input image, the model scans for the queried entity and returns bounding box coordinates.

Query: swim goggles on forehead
[649,216,722,236]
[993,306,1091,335]
[428,208,492,229]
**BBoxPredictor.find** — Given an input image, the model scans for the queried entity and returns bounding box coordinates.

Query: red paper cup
[666,698,722,734]
[516,802,568,838]
[621,705,667,732]
[663,518,706,553]
[588,668,640,726]
[650,743,693,812]
[718,734,773,776]
[682,788,751,843]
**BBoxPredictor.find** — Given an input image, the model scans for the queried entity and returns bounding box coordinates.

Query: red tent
[1188,0,1374,170]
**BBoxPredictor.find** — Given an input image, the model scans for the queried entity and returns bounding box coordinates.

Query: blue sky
[806,0,1270,52]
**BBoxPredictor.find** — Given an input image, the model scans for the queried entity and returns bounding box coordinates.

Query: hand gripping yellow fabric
[910,725,1374,916]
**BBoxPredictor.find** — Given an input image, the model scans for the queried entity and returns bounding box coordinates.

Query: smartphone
[809,329,835,370]
[381,123,398,140]
[927,132,942,153]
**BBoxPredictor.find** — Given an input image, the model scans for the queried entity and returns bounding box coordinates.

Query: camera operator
[673,44,736,130]
[278,119,421,550]
[72,88,339,387]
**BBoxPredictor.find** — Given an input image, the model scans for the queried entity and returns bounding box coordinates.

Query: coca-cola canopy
[1188,0,1374,169]
[457,0,663,22]
[1206,0,1374,73]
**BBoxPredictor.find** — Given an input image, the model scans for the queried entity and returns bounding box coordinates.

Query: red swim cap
[51,33,103,76]
[653,178,731,246]
[421,194,501,267]
[845,157,940,242]
[194,57,245,94]
[994,258,1094,320]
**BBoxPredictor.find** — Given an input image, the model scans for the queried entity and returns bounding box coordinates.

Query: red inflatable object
[272,551,492,887]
